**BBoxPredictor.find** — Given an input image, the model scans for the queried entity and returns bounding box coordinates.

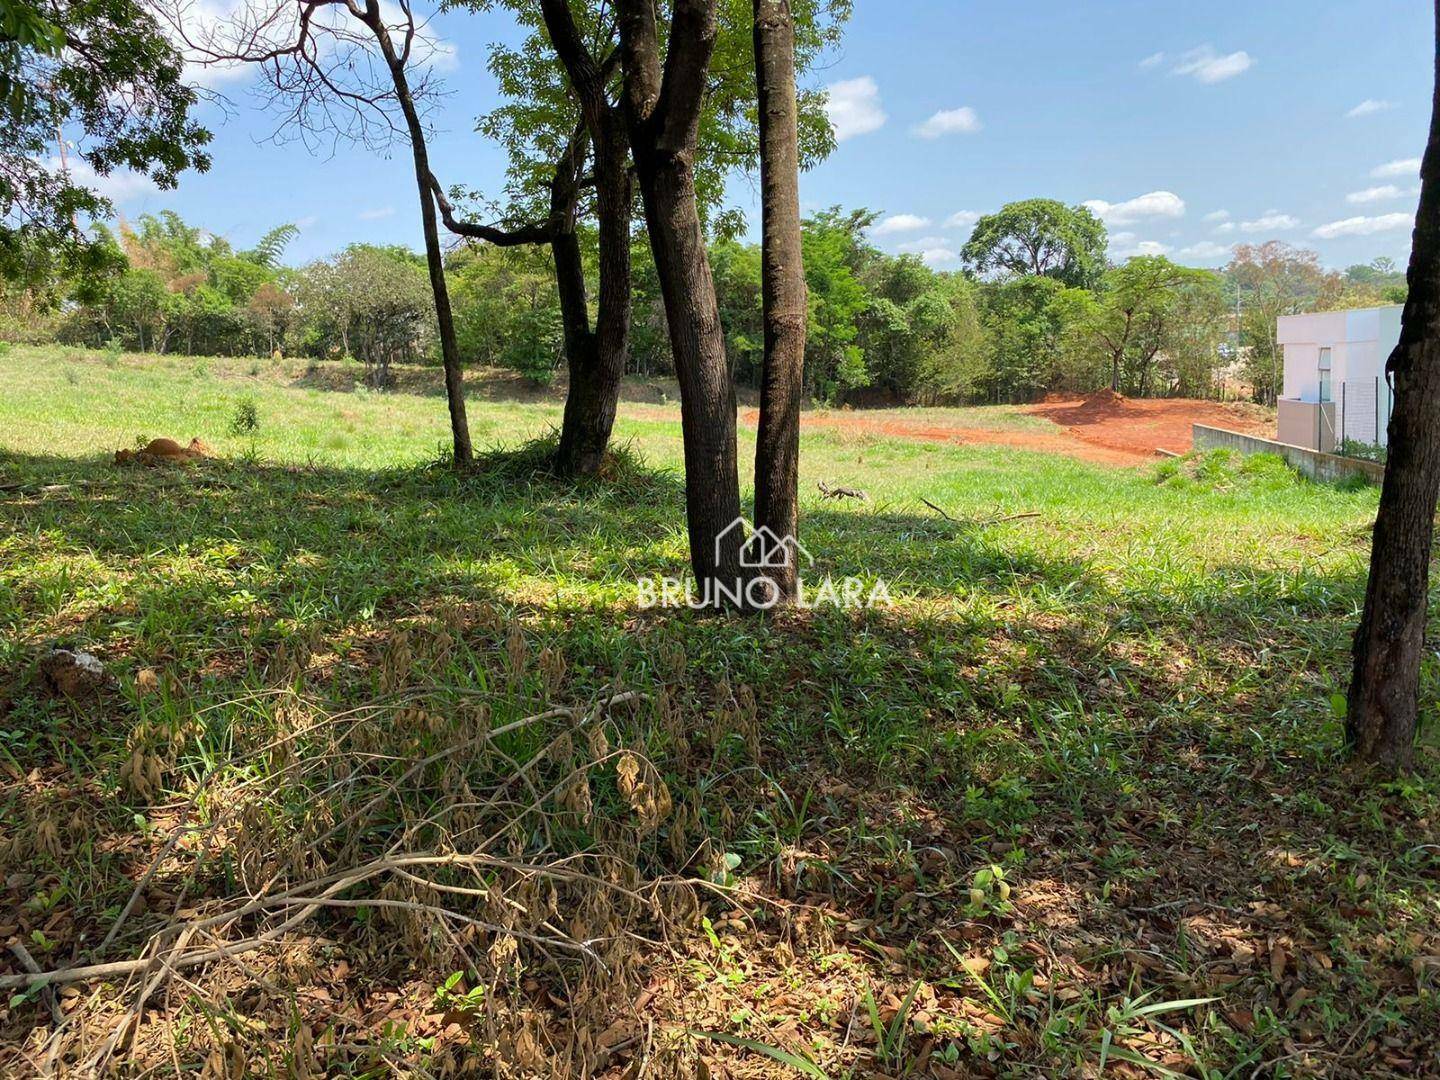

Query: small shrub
[1337,438,1387,465]
[228,397,260,437]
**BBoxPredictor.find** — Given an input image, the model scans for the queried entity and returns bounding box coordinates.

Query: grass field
[1,344,1437,1077]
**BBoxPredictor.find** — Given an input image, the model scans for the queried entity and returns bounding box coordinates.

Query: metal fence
[1338,376,1391,448]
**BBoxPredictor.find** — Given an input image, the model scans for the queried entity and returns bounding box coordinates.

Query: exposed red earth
[741,390,1272,467]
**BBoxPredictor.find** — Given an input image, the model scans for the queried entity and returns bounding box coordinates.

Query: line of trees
[6,206,1408,407]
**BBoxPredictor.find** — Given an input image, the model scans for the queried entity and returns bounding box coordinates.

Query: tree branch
[425,172,553,247]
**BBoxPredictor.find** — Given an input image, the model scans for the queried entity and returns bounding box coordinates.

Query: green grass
[804,401,1059,433]
[1,344,1437,1078]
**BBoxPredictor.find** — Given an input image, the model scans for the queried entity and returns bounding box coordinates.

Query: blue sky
[111,0,1433,270]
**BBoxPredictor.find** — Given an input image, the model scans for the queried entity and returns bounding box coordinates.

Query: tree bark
[363,2,472,466]
[751,0,807,604]
[1346,0,1440,772]
[553,111,632,478]
[616,0,745,598]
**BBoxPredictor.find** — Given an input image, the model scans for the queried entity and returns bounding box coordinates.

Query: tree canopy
[961,198,1108,288]
[0,0,211,296]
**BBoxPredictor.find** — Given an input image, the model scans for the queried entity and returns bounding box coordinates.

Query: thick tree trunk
[1347,0,1440,772]
[751,0,807,604]
[632,144,745,590]
[368,14,472,466]
[554,115,632,478]
[614,0,746,599]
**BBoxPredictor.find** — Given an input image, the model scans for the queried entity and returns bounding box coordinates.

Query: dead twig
[920,497,954,521]
[9,941,64,1025]
[921,498,1041,527]
[817,479,868,501]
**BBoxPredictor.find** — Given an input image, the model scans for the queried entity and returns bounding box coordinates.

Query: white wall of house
[1277,305,1400,446]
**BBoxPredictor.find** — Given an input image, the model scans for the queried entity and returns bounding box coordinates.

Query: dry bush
[3,606,727,1077]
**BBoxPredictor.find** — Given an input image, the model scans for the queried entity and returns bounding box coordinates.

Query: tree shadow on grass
[3,447,1431,1077]
[284,361,696,409]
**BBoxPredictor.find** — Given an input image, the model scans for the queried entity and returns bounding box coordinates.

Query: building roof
[1276,305,1402,345]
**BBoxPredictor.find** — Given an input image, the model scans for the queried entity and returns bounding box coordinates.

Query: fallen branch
[817,479,868,501]
[982,511,1041,525]
[920,497,954,521]
[1,689,648,996]
[9,941,63,1024]
[920,498,1040,527]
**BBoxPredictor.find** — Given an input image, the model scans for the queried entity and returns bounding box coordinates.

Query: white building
[1276,305,1400,452]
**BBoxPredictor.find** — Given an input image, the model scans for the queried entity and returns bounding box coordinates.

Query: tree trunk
[632,144,745,591]
[1347,0,1440,772]
[751,0,807,604]
[366,12,472,466]
[554,114,632,478]
[615,0,746,600]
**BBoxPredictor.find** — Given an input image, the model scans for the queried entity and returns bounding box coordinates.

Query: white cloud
[1138,51,1166,69]
[914,107,981,139]
[1371,157,1421,179]
[1346,184,1416,205]
[1082,190,1186,226]
[45,157,157,204]
[871,213,931,236]
[919,248,959,267]
[1203,209,1230,223]
[896,236,949,251]
[1109,230,1137,246]
[1115,239,1171,258]
[425,37,460,72]
[1312,213,1412,239]
[1214,221,1236,235]
[1238,210,1299,234]
[945,209,981,230]
[1173,45,1254,84]
[1176,240,1233,262]
[825,76,886,142]
[1347,99,1395,118]
[896,237,960,265]
[358,206,396,220]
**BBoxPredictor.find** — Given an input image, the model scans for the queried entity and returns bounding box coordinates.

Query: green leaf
[691,1031,831,1079]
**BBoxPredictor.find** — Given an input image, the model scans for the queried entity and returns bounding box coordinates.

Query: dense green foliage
[0,0,210,298]
[961,199,1109,289]
[454,0,849,237]
[3,202,1413,405]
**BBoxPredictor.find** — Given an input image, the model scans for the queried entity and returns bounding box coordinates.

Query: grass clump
[1155,447,1301,492]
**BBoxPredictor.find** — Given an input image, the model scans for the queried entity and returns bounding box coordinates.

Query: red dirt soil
[738,392,1272,467]
[1025,391,1273,461]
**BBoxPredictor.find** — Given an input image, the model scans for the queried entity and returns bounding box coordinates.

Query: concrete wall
[1277,306,1400,387]
[1276,398,1336,452]
[1192,424,1384,485]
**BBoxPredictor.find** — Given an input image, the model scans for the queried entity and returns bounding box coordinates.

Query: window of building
[1318,347,1332,403]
